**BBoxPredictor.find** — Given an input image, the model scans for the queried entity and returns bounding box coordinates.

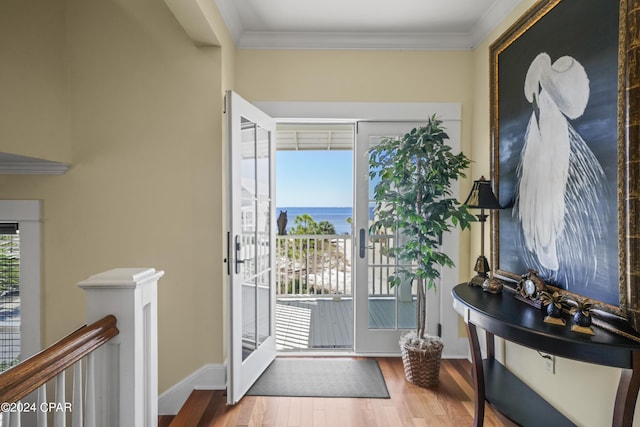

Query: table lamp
[464,176,502,287]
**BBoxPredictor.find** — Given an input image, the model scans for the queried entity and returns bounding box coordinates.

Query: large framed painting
[490,0,640,333]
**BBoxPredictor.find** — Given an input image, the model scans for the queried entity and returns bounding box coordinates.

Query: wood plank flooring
[159,358,511,427]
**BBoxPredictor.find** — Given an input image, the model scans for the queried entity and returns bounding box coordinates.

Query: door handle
[235,235,245,274]
[359,228,366,258]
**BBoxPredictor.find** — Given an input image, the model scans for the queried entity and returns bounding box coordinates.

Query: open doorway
[255,100,468,358]
[274,123,355,351]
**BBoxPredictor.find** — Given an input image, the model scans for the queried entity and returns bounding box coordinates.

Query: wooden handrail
[0,314,119,404]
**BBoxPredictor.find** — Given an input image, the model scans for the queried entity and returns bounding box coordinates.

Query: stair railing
[0,268,163,427]
[0,315,119,426]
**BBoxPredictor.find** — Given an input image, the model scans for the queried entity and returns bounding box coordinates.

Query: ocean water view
[276,207,353,235]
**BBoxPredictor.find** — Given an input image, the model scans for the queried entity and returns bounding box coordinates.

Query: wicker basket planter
[400,333,443,388]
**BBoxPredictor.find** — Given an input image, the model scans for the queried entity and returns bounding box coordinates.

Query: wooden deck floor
[276,297,416,350]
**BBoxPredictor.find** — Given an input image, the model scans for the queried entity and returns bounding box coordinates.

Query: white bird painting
[513,52,610,290]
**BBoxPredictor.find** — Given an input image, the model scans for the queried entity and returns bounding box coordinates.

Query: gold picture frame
[490,0,640,333]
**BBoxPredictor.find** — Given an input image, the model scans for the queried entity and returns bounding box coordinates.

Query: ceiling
[214,0,523,50]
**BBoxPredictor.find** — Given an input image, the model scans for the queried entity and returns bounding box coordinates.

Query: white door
[226,91,277,405]
[354,122,441,354]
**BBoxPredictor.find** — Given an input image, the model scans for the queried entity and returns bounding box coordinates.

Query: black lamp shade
[464,176,502,210]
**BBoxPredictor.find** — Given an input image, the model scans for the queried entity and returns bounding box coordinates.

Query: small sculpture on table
[540,290,567,326]
[481,276,503,294]
[514,269,546,309]
[570,298,595,335]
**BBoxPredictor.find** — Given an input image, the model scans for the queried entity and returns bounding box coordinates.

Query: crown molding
[216,0,523,51]
[214,0,244,44]
[163,0,220,46]
[0,162,70,175]
[238,31,474,50]
[0,153,70,175]
[468,0,521,49]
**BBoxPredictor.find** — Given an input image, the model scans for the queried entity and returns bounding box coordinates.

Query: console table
[452,284,640,427]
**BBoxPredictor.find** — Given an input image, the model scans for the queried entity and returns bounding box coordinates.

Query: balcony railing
[276,234,416,298]
[276,234,351,296]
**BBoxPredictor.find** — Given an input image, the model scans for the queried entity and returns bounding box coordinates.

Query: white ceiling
[215,0,523,50]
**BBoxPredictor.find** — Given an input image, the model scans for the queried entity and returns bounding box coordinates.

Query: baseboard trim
[158,363,226,415]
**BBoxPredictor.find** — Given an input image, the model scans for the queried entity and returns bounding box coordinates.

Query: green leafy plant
[369,115,474,339]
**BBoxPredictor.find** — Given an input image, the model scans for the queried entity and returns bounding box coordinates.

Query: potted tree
[369,115,474,387]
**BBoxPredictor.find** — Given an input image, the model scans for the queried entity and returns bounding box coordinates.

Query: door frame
[255,101,468,358]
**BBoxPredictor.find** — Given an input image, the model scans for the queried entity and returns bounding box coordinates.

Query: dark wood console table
[452,284,640,427]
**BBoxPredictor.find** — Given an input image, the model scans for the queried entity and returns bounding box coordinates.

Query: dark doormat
[246,358,390,398]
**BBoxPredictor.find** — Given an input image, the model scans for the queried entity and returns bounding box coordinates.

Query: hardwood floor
[159,358,510,427]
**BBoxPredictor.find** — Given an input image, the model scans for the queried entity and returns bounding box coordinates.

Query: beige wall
[0,0,233,393]
[0,0,71,163]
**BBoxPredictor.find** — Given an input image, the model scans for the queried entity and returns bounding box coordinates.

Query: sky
[276,150,353,207]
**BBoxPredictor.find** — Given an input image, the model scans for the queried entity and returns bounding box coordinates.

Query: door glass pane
[256,125,271,345]
[241,119,273,357]
[241,117,257,359]
[367,137,416,330]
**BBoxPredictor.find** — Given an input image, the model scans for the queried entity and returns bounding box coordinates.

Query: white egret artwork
[492,0,620,308]
[513,52,610,291]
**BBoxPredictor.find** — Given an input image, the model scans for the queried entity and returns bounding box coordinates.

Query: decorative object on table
[540,290,567,326]
[463,176,502,287]
[514,269,546,309]
[481,277,504,294]
[369,115,474,388]
[570,298,595,335]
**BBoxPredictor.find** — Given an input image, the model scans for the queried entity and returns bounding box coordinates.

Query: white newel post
[78,268,164,427]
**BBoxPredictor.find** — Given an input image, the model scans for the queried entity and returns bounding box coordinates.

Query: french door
[354,122,440,353]
[226,91,276,405]
[251,101,468,356]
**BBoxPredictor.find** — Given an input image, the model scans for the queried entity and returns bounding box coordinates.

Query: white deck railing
[0,268,163,427]
[276,234,413,298]
[276,234,352,296]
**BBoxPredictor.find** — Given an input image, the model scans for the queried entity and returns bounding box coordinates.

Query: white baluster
[8,405,20,427]
[72,361,82,427]
[54,372,65,427]
[38,385,48,426]
[84,353,95,427]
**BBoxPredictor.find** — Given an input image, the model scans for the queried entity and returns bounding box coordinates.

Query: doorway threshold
[277,349,355,357]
